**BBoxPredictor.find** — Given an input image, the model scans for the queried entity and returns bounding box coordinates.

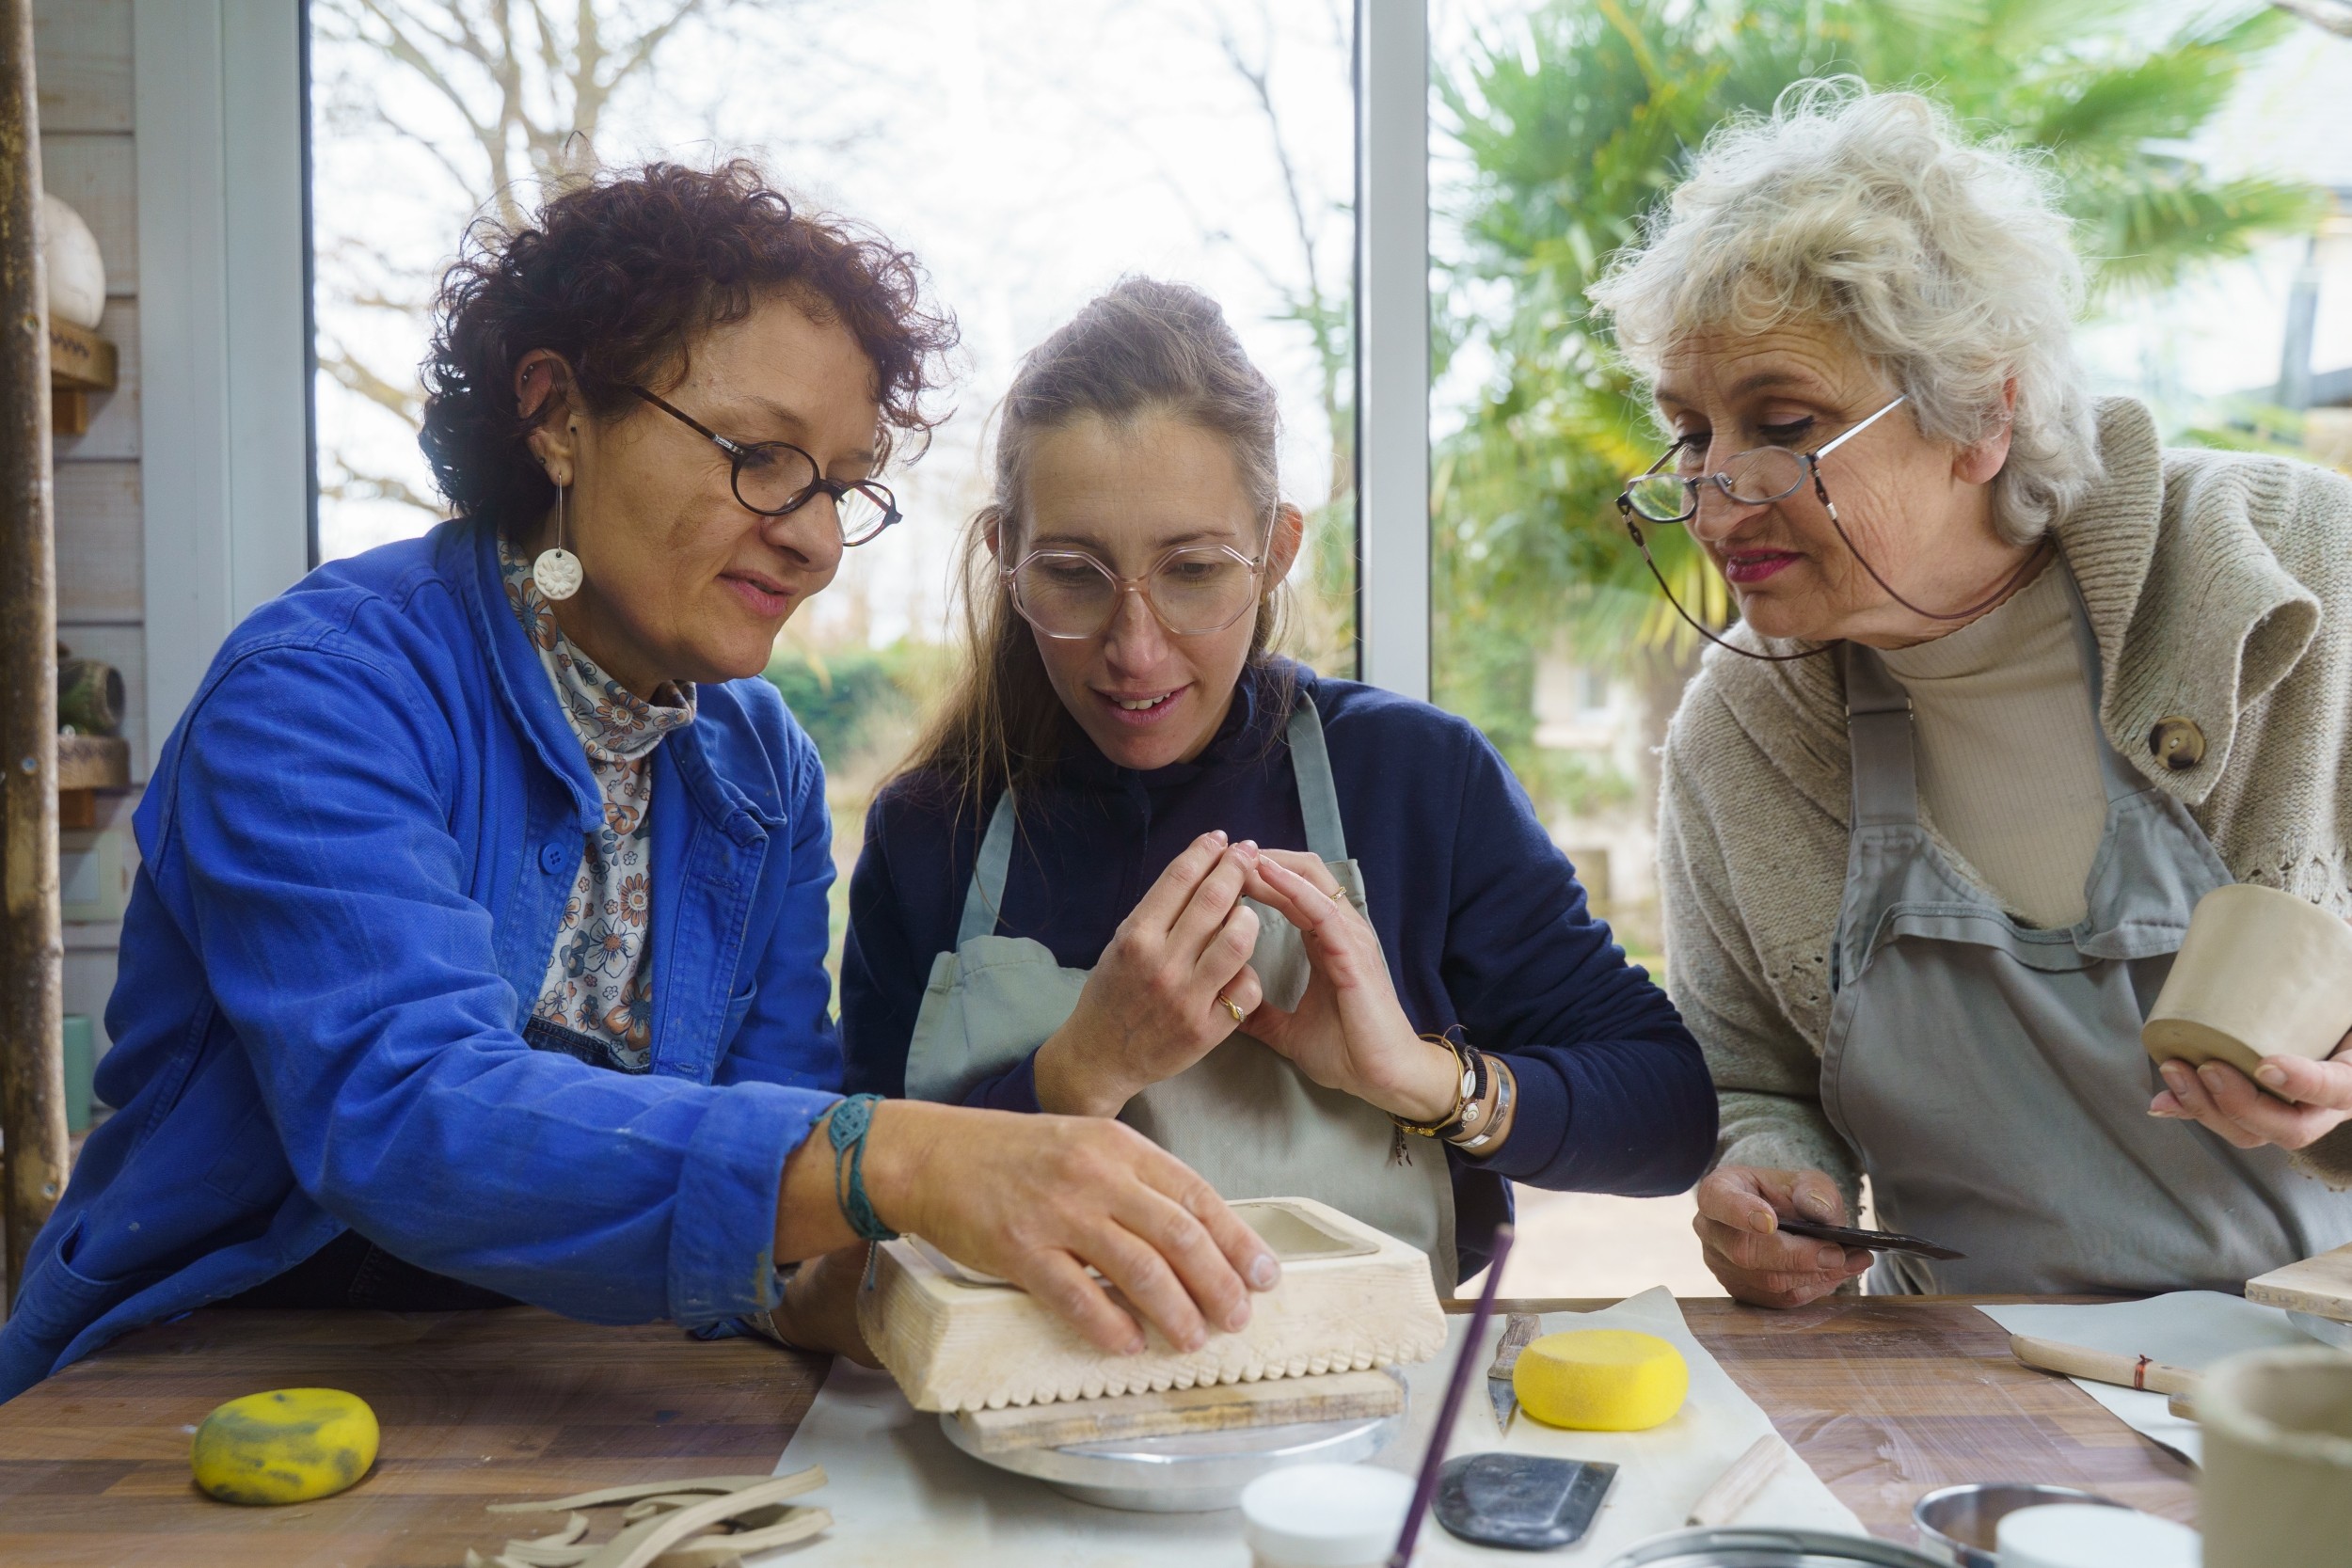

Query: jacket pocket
[719,979,758,1044]
[201,1097,295,1207]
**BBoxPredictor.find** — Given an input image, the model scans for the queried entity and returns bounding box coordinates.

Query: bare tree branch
[2274,0,2352,36]
[321,464,448,515]
[319,345,427,424]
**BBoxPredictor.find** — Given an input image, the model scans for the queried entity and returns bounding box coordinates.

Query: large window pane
[310,0,1359,969]
[1426,0,2351,1295]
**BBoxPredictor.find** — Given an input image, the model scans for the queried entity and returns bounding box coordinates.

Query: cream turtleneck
[1878,558,2107,929]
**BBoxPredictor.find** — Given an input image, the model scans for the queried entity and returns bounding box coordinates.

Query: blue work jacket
[0,522,841,1402]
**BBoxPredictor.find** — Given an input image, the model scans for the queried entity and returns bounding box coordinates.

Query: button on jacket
[0,522,841,1402]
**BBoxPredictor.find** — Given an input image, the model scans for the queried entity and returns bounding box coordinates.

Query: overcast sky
[311,0,2352,650]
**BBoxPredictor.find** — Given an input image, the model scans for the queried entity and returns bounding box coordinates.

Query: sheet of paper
[757,1287,1859,1564]
[1978,1291,2320,1465]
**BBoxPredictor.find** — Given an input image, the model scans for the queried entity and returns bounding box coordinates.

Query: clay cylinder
[2198,1346,2352,1568]
[2141,883,2352,1080]
[56,657,123,737]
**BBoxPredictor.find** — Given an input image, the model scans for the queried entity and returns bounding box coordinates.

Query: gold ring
[1327,888,1344,905]
[1217,993,1246,1024]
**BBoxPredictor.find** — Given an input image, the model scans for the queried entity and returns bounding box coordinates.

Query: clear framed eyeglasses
[1618,395,1909,524]
[1003,539,1267,641]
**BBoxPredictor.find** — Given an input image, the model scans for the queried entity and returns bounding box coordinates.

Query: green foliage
[761,642,932,775]
[1432,0,2320,756]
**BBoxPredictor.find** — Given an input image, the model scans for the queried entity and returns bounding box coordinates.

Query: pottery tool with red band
[2006,1334,2200,1397]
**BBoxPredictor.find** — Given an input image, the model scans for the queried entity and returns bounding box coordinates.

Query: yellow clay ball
[191,1387,379,1505]
[1512,1329,1689,1432]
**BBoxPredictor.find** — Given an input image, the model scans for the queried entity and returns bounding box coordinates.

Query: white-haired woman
[1587,83,2352,1304]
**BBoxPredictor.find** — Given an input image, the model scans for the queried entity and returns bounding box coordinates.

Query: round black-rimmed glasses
[630,387,901,546]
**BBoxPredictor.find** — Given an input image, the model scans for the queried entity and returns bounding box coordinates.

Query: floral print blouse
[500,539,696,1072]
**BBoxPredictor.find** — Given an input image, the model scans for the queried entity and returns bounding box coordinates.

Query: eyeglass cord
[1626,471,2054,664]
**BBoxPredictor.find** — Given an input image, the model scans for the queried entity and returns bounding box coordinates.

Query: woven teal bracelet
[827,1093,898,1243]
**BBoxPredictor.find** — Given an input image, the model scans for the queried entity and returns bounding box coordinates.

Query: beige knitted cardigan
[1658,398,2352,1196]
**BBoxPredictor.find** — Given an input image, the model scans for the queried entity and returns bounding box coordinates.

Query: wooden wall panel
[55,459,140,622]
[34,0,133,135]
[56,297,137,460]
[40,130,135,297]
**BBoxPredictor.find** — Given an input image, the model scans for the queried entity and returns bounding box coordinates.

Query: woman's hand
[770,1245,881,1366]
[1236,849,1462,1124]
[2148,1033,2352,1150]
[1033,831,1266,1118]
[1692,1165,1873,1308]
[778,1099,1281,1356]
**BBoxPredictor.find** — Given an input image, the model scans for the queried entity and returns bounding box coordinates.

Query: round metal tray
[939,1386,1406,1513]
[1911,1482,2128,1567]
[1605,1526,1949,1568]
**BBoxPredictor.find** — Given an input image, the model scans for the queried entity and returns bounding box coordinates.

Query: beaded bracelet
[827,1093,899,1243]
[1453,1055,1514,1152]
[1391,1032,1485,1139]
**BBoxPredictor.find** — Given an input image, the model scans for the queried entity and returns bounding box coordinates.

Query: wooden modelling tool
[859,1197,1446,1413]
[1687,1433,1789,1527]
[1485,1312,1541,1434]
[2008,1334,2200,1397]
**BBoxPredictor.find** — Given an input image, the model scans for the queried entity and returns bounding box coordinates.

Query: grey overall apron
[902,696,1458,1290]
[1822,568,2352,1294]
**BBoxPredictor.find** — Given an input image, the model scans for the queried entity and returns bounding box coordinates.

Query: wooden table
[0,1297,2193,1565]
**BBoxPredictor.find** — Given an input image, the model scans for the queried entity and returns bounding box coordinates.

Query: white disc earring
[533,481,583,600]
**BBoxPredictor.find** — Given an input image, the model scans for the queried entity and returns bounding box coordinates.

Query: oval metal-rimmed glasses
[1613,396,1911,659]
[1618,394,1908,525]
[1613,391,2047,660]
[1002,538,1269,641]
[630,387,902,546]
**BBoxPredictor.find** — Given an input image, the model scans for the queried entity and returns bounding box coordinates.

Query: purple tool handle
[1387,1222,1514,1568]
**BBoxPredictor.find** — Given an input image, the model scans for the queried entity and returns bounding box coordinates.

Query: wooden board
[0,1296,2196,1563]
[952,1367,1404,1455]
[858,1196,1447,1414]
[2246,1243,2352,1323]
[56,734,128,790]
[48,320,116,391]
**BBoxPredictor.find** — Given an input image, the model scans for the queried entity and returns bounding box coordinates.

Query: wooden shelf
[49,319,118,438]
[57,734,129,791]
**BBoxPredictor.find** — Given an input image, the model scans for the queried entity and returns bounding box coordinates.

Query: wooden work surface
[0,1296,2193,1564]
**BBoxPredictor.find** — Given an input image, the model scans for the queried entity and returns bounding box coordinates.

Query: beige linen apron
[1821,567,2352,1293]
[902,696,1458,1290]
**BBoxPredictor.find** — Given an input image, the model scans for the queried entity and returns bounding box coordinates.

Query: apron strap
[1286,694,1349,863]
[957,792,1018,946]
[1840,641,1920,829]
[953,688,1347,944]
[2054,559,2153,807]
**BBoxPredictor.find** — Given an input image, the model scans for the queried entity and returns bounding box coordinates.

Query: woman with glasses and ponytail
[0,167,1288,1402]
[835,277,1715,1307]
[1590,85,2352,1307]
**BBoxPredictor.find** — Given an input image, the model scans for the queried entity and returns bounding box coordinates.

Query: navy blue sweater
[840,662,1715,1282]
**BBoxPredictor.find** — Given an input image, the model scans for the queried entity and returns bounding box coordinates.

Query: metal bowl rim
[1604,1524,1949,1568]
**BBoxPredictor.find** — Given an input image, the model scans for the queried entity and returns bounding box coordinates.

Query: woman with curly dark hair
[0,164,1277,1402]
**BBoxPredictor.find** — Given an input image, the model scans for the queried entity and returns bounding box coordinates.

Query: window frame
[1351,0,1432,701]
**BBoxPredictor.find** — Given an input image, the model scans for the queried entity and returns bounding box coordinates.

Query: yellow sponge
[1512,1329,1689,1432]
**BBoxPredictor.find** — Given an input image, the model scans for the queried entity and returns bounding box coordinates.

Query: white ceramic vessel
[2141,882,2352,1080]
[2199,1345,2352,1568]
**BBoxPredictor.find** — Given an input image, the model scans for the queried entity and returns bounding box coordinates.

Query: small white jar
[1996,1502,2200,1568]
[1240,1463,1414,1568]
